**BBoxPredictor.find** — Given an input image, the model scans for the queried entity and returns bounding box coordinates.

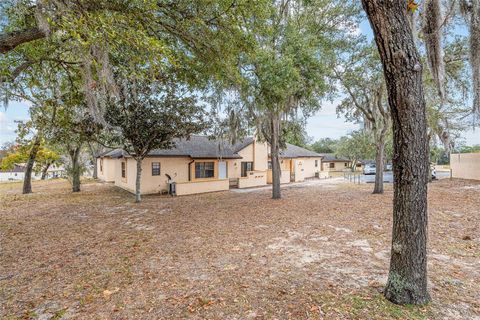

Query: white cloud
[0,111,22,143]
[0,111,8,130]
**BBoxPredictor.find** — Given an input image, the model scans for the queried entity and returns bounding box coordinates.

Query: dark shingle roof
[98,136,322,160]
[232,137,254,152]
[0,164,25,173]
[100,149,128,159]
[99,136,249,159]
[319,153,350,162]
[280,144,322,158]
[148,136,243,159]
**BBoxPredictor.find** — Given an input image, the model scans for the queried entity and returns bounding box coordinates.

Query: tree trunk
[41,162,51,180]
[362,0,431,305]
[88,142,98,179]
[92,159,98,179]
[22,135,41,194]
[270,112,281,199]
[135,158,143,203]
[0,27,46,53]
[70,148,81,192]
[351,159,357,172]
[373,135,386,194]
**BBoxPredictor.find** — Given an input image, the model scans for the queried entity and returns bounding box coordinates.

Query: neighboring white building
[0,164,26,182]
[0,163,65,182]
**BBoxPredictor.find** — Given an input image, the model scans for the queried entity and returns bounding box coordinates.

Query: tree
[459,0,480,115]
[335,43,390,193]
[104,79,207,203]
[413,2,477,148]
[310,138,338,154]
[12,120,42,194]
[424,38,473,156]
[1,0,270,120]
[335,131,375,171]
[51,109,94,192]
[37,149,60,179]
[361,0,431,304]
[0,141,60,179]
[231,0,359,199]
[457,144,480,153]
[87,142,106,179]
[283,121,311,148]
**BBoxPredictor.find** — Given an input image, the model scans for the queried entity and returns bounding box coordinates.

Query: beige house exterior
[320,154,351,172]
[450,152,480,180]
[97,156,118,182]
[97,136,324,196]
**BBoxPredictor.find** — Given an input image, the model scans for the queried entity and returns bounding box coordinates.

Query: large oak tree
[361,0,431,304]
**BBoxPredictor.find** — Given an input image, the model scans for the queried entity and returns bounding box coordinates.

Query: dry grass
[0,178,479,319]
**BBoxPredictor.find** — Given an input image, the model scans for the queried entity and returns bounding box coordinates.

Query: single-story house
[319,154,355,172]
[0,164,26,182]
[97,136,324,196]
[450,152,480,180]
[0,163,65,182]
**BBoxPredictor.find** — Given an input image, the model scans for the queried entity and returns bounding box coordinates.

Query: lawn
[0,178,479,319]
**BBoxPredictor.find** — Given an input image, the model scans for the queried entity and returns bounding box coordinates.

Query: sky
[0,101,30,145]
[306,20,480,146]
[1,20,479,147]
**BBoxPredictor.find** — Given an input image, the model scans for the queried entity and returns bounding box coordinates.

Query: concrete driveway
[360,170,451,183]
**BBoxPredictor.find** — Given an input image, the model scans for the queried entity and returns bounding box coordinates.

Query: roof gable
[98,136,323,160]
[280,143,322,158]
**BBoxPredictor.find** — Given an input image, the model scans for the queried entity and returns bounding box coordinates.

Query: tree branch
[0,27,46,54]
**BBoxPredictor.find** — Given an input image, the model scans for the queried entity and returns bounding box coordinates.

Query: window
[241,161,254,177]
[121,162,126,178]
[100,159,103,172]
[268,161,272,169]
[315,160,318,167]
[152,162,160,176]
[195,162,215,179]
[345,162,348,167]
[329,163,335,169]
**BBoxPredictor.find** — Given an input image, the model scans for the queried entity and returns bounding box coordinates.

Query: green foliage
[1,0,270,96]
[310,138,339,154]
[423,38,472,152]
[335,130,375,163]
[103,79,208,159]
[430,145,450,164]
[457,144,480,153]
[226,0,361,145]
[283,121,311,148]
[0,140,60,173]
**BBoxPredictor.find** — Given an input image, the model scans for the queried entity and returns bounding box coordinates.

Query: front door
[218,161,227,179]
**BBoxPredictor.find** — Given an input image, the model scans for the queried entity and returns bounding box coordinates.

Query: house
[450,152,480,180]
[0,164,26,182]
[97,136,324,196]
[40,164,65,179]
[0,163,65,182]
[319,153,353,172]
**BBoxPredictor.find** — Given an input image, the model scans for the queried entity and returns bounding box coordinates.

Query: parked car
[363,163,376,175]
[385,163,392,171]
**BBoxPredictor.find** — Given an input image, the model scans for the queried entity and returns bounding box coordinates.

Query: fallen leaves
[0,178,479,319]
[103,288,120,300]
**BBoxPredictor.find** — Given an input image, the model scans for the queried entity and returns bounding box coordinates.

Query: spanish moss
[423,0,446,101]
[460,0,480,115]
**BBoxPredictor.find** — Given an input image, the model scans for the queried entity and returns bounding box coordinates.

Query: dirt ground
[0,178,479,320]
